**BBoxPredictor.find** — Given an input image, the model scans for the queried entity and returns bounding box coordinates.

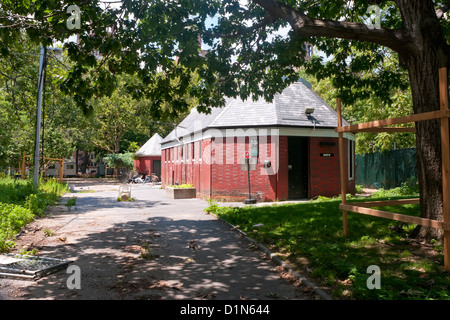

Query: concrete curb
[211,213,333,301]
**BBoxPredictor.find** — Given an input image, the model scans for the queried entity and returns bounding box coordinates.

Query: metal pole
[33,46,46,186]
[243,157,256,204]
[247,158,251,199]
[337,98,348,236]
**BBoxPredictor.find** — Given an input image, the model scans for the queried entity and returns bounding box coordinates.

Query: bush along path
[0,177,69,252]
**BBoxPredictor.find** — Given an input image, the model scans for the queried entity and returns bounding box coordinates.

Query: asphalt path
[0,181,320,301]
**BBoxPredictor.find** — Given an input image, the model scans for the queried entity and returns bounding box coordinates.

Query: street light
[33,46,62,186]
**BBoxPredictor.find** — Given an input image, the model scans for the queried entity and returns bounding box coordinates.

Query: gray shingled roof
[161,80,348,144]
[135,133,163,157]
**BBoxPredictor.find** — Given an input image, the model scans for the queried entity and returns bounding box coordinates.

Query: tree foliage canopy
[3,1,447,113]
[103,152,134,170]
[0,32,192,168]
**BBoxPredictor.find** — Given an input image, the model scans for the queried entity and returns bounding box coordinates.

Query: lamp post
[33,46,62,186]
[33,46,46,186]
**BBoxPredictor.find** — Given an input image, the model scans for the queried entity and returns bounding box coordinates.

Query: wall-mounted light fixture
[305,107,315,115]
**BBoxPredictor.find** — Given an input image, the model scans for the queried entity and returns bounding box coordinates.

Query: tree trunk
[399,0,449,240]
[407,56,445,240]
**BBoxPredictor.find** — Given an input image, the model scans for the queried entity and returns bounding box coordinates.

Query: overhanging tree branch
[251,0,413,55]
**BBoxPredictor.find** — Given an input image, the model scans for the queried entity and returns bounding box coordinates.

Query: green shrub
[372,178,419,198]
[103,152,134,170]
[0,202,34,241]
[27,192,48,216]
[0,177,69,252]
[0,178,37,205]
[204,199,219,214]
[65,197,77,209]
[169,183,194,188]
[40,178,69,197]
[355,185,364,194]
[42,228,54,237]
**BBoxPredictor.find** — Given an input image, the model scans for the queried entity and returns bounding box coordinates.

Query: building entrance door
[153,160,161,181]
[288,137,309,199]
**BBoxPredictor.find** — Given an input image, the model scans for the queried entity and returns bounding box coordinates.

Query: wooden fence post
[439,67,450,271]
[337,98,348,236]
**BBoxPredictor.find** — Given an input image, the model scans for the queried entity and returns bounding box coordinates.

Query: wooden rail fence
[336,67,450,271]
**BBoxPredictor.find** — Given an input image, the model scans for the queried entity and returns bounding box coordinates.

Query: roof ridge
[136,133,162,156]
[161,82,350,145]
[208,98,234,128]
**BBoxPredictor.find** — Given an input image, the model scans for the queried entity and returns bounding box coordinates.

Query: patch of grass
[139,243,153,259]
[18,248,39,256]
[65,197,76,211]
[42,228,54,237]
[208,194,450,300]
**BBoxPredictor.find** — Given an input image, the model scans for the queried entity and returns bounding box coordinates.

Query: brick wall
[134,156,160,175]
[210,136,278,202]
[309,137,340,197]
[309,137,355,198]
[161,134,355,201]
[162,140,212,197]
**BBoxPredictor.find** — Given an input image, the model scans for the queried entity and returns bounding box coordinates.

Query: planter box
[165,186,196,199]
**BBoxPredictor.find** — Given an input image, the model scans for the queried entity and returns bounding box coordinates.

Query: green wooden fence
[355,148,417,189]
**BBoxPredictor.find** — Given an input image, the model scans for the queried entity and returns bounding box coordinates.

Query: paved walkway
[0,181,321,300]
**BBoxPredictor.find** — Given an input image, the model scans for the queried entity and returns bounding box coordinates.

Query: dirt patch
[11,205,72,254]
[356,188,378,197]
[64,177,124,193]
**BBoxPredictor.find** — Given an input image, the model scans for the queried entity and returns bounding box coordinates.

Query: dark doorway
[153,160,161,181]
[288,137,309,199]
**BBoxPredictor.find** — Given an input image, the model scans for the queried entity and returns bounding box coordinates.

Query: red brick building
[133,133,162,180]
[161,81,355,202]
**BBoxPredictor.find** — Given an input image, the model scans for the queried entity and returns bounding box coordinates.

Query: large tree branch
[251,0,413,56]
